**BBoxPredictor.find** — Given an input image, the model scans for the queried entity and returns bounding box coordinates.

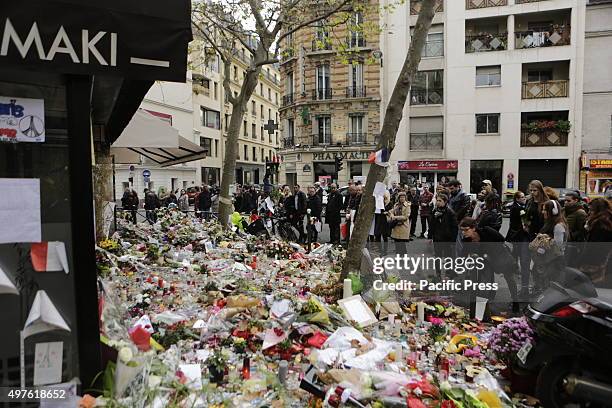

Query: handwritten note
[34,342,63,386]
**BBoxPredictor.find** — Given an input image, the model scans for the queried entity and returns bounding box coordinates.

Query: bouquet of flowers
[427,317,447,342]
[488,317,534,364]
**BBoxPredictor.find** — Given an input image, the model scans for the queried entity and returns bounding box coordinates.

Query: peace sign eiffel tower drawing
[19,115,44,138]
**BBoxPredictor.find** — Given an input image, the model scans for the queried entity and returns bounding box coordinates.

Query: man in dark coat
[407,187,420,238]
[306,185,322,244]
[325,183,343,244]
[448,180,471,222]
[144,188,160,224]
[197,186,212,218]
[289,184,307,242]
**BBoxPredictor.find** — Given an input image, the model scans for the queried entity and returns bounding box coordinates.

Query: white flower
[118,347,133,363]
[519,210,526,216]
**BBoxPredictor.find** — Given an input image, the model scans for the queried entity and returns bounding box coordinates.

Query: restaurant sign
[589,159,612,169]
[0,96,45,143]
[398,160,458,171]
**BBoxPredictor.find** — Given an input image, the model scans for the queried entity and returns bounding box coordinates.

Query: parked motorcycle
[519,267,612,407]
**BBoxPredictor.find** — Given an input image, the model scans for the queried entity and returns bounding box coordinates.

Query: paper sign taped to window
[34,342,63,386]
[0,178,41,244]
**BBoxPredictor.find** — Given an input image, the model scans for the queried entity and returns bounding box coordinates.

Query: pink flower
[427,316,445,325]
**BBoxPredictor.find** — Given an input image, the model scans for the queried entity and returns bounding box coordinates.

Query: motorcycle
[519,267,612,407]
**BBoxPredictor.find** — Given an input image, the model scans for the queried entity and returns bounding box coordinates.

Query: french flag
[368,148,390,167]
[30,242,70,273]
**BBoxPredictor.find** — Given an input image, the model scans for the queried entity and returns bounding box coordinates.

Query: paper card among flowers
[34,341,63,386]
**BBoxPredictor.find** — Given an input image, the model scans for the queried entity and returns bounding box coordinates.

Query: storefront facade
[280,150,372,187]
[580,153,612,198]
[397,160,458,190]
[0,0,190,389]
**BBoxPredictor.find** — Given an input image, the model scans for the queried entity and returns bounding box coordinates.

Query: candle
[417,302,425,324]
[241,357,251,380]
[343,279,352,299]
[395,344,403,362]
[278,360,288,385]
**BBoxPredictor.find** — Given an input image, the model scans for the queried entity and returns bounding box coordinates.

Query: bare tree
[192,0,362,226]
[341,0,436,278]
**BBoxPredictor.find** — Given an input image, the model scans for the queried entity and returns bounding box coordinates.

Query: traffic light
[334,155,344,173]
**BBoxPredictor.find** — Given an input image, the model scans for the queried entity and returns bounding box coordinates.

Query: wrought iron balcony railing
[422,39,444,57]
[346,86,367,98]
[409,132,444,151]
[465,33,508,53]
[466,0,507,9]
[312,134,332,146]
[410,88,443,105]
[516,0,549,3]
[522,80,569,99]
[281,93,294,107]
[346,133,380,145]
[410,0,444,14]
[515,25,570,49]
[312,38,332,51]
[521,129,568,147]
[312,88,333,100]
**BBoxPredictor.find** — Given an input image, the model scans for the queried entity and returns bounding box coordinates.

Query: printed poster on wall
[0,96,45,143]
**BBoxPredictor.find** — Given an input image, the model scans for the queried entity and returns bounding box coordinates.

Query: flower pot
[208,365,225,383]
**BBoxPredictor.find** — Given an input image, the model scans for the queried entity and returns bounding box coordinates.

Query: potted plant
[555,119,571,133]
[278,339,293,361]
[206,349,227,383]
[233,337,247,354]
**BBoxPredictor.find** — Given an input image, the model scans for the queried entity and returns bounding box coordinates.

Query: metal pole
[112,155,117,230]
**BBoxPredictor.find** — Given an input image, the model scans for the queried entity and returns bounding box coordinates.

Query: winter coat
[291,191,307,215]
[325,191,343,225]
[579,223,612,268]
[564,202,587,242]
[390,202,411,240]
[525,198,545,239]
[449,190,471,221]
[507,201,528,242]
[307,194,322,219]
[477,208,502,232]
[346,194,362,212]
[144,192,160,210]
[178,194,190,211]
[429,206,458,242]
[198,191,212,211]
[121,191,132,208]
[408,192,420,218]
[419,191,434,217]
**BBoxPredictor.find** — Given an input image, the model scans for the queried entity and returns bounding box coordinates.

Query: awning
[111,109,207,167]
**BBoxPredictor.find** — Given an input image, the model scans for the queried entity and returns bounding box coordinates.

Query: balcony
[410,0,444,14]
[522,80,568,99]
[312,38,332,52]
[515,25,570,49]
[516,0,549,3]
[521,129,568,147]
[312,134,332,146]
[422,39,444,57]
[280,48,295,63]
[281,93,294,107]
[263,71,280,85]
[312,88,333,101]
[466,0,507,9]
[346,86,367,98]
[346,133,379,146]
[281,138,294,149]
[465,32,508,53]
[409,132,444,151]
[347,36,366,48]
[410,88,443,105]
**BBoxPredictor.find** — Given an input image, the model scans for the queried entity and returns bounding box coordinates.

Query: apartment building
[278,0,382,187]
[227,38,282,186]
[382,0,585,195]
[580,0,612,198]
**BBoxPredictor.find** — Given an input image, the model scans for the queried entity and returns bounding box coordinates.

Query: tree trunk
[218,67,262,226]
[341,0,436,278]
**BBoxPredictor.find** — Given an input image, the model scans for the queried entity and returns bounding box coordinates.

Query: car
[186,187,199,205]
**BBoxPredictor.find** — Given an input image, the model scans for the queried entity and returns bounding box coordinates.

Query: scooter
[519,267,612,407]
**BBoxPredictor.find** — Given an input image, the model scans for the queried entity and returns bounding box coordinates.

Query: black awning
[0,0,192,82]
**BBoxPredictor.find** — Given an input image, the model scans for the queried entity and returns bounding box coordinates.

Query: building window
[275,92,278,105]
[349,12,365,47]
[476,66,501,87]
[410,70,443,105]
[234,66,238,80]
[199,137,212,153]
[527,69,553,82]
[251,101,256,115]
[261,148,264,162]
[201,107,220,129]
[476,113,500,134]
[252,123,256,139]
[349,115,364,143]
[252,146,256,162]
[422,31,444,57]
[215,139,219,157]
[224,114,229,130]
[213,82,218,100]
[244,145,248,160]
[350,162,363,178]
[268,108,272,120]
[261,126,264,140]
[348,63,364,97]
[243,120,248,136]
[268,87,271,100]
[315,64,331,100]
[286,118,295,142]
[261,104,264,119]
[317,115,332,144]
[260,83,264,95]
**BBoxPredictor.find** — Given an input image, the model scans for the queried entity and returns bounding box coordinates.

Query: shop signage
[397,160,458,171]
[312,151,370,161]
[0,96,45,143]
[1,1,191,82]
[589,159,612,169]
